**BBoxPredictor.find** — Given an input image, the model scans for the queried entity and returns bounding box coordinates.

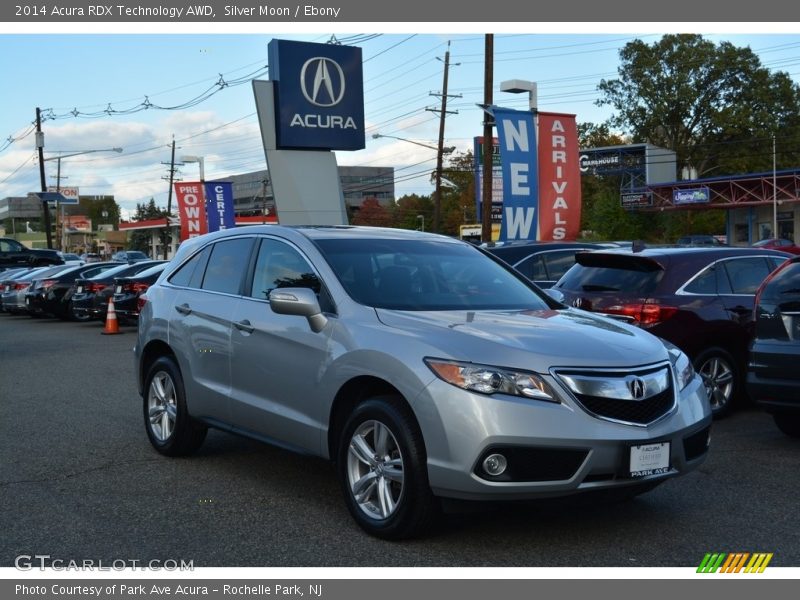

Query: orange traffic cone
[101,296,122,335]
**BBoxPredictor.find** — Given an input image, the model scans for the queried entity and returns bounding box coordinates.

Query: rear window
[556,254,663,294]
[762,261,800,302]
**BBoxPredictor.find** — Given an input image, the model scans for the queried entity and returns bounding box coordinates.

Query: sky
[1,26,799,219]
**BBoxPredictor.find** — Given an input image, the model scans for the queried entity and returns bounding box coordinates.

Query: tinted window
[544,251,581,281]
[763,262,800,301]
[201,238,254,295]
[169,247,210,288]
[557,262,662,294]
[515,254,547,281]
[316,238,549,311]
[250,239,320,300]
[720,257,772,295]
[683,265,717,294]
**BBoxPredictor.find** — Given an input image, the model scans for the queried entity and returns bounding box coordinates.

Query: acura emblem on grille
[572,297,585,309]
[628,377,647,400]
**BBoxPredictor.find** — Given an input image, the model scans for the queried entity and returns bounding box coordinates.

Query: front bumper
[417,374,711,501]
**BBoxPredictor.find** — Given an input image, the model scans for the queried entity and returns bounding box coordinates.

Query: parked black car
[484,241,609,288]
[24,262,120,320]
[112,262,169,322]
[70,260,166,322]
[747,255,800,437]
[551,246,791,418]
[0,237,63,271]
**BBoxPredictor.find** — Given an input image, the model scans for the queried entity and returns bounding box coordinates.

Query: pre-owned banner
[537,112,582,241]
[174,182,208,241]
[204,181,236,233]
[494,107,539,241]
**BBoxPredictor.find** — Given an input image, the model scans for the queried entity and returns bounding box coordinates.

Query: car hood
[375,307,669,370]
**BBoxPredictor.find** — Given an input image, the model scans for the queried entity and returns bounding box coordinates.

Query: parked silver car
[135,226,712,539]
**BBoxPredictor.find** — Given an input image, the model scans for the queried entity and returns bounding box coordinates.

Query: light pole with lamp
[43,147,123,251]
[372,133,455,233]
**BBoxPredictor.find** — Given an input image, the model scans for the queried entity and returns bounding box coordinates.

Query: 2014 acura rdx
[135,226,711,539]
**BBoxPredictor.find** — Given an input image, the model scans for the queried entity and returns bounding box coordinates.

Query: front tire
[694,347,738,419]
[143,356,207,456]
[337,396,437,539]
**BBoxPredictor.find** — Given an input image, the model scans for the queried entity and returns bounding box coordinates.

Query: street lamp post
[372,134,455,234]
[371,133,455,154]
[43,147,123,251]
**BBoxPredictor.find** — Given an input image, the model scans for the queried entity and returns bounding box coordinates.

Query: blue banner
[673,187,711,205]
[493,106,539,241]
[204,181,236,232]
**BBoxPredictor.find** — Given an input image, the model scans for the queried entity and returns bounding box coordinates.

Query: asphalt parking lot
[1,313,799,568]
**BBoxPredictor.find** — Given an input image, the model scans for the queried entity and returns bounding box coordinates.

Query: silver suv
[135,226,711,539]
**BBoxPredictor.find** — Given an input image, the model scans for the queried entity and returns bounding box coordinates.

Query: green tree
[129,198,169,253]
[394,194,433,231]
[597,34,800,176]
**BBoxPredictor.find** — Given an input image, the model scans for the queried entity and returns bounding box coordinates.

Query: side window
[684,265,717,294]
[201,238,254,295]
[721,257,772,295]
[516,255,547,281]
[168,246,210,289]
[544,251,579,282]
[769,256,788,271]
[250,238,320,300]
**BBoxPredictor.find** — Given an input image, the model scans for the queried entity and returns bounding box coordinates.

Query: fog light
[482,453,508,476]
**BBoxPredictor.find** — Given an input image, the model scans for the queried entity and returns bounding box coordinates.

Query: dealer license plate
[629,442,670,478]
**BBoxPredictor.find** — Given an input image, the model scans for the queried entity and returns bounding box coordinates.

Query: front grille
[556,364,676,426]
[575,385,674,425]
[475,447,589,482]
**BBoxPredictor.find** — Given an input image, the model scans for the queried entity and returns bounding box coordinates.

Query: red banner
[537,112,582,241]
[174,182,208,241]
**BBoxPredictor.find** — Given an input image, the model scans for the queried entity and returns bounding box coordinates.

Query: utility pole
[427,41,461,233]
[36,107,54,249]
[161,137,178,260]
[481,35,494,243]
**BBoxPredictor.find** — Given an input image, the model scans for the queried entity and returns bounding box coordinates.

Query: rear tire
[773,413,800,438]
[143,356,207,456]
[694,347,738,419]
[337,396,438,539]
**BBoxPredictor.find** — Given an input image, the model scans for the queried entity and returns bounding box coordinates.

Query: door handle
[234,319,255,334]
[175,303,192,315]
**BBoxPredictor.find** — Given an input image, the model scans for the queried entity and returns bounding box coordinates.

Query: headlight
[664,342,695,391]
[424,358,558,402]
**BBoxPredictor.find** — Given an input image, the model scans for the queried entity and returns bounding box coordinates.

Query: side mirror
[269,287,328,333]
[544,288,565,304]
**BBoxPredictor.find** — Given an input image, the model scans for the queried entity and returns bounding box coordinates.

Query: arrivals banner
[537,112,582,241]
[494,107,539,241]
[174,182,208,241]
[204,181,236,232]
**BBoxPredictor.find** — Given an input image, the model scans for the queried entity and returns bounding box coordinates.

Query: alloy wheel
[346,420,405,520]
[699,356,734,412]
[147,371,178,442]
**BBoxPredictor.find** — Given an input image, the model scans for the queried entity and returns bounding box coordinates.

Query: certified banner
[537,112,582,241]
[174,182,208,241]
[493,107,539,241]
[204,181,236,232]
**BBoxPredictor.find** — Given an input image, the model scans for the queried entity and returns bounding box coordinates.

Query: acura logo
[572,298,586,309]
[300,57,346,107]
[627,377,647,400]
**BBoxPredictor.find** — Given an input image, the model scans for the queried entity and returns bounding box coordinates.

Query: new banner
[494,107,539,241]
[174,182,208,241]
[537,112,582,241]
[204,181,236,233]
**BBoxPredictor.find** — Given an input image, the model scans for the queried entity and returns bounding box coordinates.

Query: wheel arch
[327,375,415,462]
[138,339,177,396]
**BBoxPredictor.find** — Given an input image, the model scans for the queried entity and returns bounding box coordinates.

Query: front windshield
[315,237,551,311]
